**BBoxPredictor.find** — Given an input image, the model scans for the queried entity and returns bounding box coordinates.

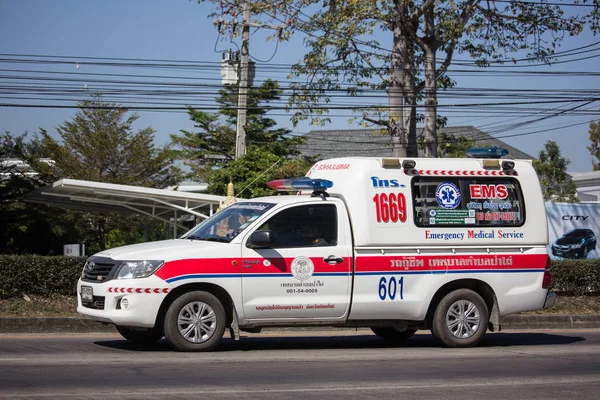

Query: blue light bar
[268,177,334,191]
[465,147,509,159]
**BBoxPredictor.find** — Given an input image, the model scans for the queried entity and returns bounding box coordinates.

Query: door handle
[324,256,344,264]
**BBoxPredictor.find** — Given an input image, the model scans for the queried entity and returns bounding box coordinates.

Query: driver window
[257,204,337,248]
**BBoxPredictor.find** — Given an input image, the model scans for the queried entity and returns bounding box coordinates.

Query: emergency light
[267,177,334,191]
[465,147,509,159]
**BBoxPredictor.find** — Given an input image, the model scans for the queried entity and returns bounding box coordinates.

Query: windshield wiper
[204,237,230,243]
[185,235,230,243]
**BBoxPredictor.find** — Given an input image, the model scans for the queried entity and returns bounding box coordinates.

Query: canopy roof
[25,179,226,236]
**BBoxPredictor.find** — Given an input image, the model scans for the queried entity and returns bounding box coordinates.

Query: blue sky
[1,0,599,172]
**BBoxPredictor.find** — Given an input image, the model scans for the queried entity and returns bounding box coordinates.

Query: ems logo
[435,182,461,209]
[291,256,314,281]
[263,259,271,267]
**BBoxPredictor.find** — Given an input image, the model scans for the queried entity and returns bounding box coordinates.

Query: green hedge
[550,260,600,296]
[0,255,85,299]
[0,255,599,299]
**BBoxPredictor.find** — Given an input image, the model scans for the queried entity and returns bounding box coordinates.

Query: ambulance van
[77,149,556,351]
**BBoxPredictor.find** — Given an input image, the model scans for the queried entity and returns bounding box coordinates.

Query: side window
[412,178,524,227]
[256,204,338,248]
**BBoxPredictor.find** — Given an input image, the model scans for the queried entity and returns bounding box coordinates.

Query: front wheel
[371,327,417,341]
[431,289,489,348]
[163,291,226,352]
[115,325,164,345]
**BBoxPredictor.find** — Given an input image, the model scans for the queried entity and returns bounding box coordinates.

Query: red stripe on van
[355,253,547,273]
[156,256,351,281]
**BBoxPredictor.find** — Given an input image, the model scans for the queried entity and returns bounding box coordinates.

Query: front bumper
[552,247,583,258]
[77,276,171,328]
[543,292,557,309]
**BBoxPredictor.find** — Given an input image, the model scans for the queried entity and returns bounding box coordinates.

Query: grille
[81,257,118,282]
[82,296,105,310]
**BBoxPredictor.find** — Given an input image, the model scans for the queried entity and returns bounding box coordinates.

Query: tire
[371,327,417,341]
[431,289,489,348]
[163,291,226,352]
[582,247,589,259]
[115,325,164,345]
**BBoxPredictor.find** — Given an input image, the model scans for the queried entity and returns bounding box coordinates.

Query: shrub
[0,255,85,299]
[551,260,600,296]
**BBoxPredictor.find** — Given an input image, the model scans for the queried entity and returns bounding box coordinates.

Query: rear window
[412,178,524,227]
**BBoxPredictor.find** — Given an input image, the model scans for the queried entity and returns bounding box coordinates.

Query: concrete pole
[235,1,250,159]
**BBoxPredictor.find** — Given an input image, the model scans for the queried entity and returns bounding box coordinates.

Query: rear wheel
[431,289,489,348]
[163,291,226,352]
[115,326,163,345]
[371,327,417,341]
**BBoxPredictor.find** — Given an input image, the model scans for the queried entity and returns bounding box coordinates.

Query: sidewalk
[1,314,600,334]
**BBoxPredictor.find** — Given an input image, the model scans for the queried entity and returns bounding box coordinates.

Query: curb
[0,317,115,334]
[501,314,600,330]
[1,314,600,334]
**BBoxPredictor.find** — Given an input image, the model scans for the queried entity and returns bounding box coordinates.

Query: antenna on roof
[235,158,282,199]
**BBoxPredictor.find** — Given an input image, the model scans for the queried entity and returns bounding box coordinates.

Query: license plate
[81,286,93,303]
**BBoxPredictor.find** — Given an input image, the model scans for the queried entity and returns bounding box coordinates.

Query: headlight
[115,260,164,279]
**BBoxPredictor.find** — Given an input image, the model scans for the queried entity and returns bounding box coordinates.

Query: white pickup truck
[78,153,555,351]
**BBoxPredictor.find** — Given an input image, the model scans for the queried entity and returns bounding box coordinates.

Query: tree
[0,132,81,254]
[588,120,600,170]
[533,140,577,202]
[206,1,598,157]
[434,131,477,158]
[37,99,182,251]
[39,99,180,188]
[170,79,310,185]
[207,146,315,198]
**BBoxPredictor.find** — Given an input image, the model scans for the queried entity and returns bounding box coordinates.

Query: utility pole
[216,2,284,159]
[235,1,250,159]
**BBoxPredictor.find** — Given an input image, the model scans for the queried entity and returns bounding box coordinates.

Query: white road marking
[0,375,599,397]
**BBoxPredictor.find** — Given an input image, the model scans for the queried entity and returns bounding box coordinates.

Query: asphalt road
[1,330,599,399]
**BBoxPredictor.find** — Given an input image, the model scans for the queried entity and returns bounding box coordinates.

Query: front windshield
[182,202,275,243]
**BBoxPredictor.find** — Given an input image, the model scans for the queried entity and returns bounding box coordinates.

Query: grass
[0,294,77,317]
[0,294,599,317]
[520,295,600,315]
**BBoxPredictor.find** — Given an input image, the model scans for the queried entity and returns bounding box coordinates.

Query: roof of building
[569,171,600,185]
[298,126,535,161]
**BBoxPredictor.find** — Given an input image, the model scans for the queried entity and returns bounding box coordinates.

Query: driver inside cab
[300,223,329,247]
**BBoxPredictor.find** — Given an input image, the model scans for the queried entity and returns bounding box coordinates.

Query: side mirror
[247,230,275,249]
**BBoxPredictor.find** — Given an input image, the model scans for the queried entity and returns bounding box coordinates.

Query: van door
[240,201,352,320]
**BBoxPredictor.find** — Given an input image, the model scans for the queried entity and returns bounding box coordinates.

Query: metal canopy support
[173,209,177,238]
[91,190,211,219]
[25,179,226,229]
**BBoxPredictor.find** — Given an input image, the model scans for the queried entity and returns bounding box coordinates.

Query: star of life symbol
[435,182,461,209]
[291,256,314,281]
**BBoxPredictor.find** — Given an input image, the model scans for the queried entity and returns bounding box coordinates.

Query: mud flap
[488,295,502,332]
[229,307,240,341]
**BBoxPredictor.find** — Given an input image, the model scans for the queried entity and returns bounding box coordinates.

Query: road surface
[0,329,599,399]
